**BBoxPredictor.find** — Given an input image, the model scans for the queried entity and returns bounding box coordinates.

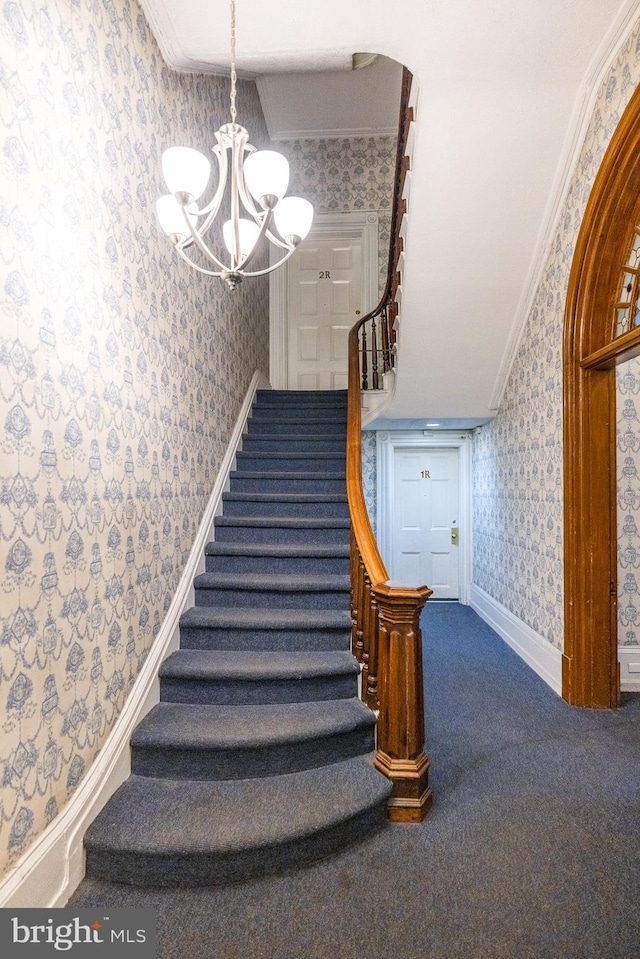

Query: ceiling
[141,0,639,424]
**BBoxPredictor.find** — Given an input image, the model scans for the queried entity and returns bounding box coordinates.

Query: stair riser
[84,802,386,888]
[242,438,346,453]
[194,586,350,610]
[159,674,357,706]
[229,475,346,493]
[131,727,375,781]
[205,554,350,575]
[214,524,349,545]
[235,454,345,472]
[221,500,349,519]
[179,625,351,652]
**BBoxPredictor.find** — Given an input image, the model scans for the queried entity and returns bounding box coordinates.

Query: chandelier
[155,0,314,291]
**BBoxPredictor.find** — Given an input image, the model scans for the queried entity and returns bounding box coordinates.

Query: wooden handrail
[346,67,433,822]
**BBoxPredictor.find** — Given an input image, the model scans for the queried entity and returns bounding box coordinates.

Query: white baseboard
[0,371,270,909]
[470,585,563,696]
[619,646,640,692]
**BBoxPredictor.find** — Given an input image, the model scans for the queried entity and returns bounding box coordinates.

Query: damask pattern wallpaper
[473,22,640,649]
[278,136,396,296]
[617,358,640,647]
[0,0,269,875]
[361,430,377,534]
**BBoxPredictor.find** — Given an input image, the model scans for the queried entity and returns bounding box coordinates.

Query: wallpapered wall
[0,0,269,876]
[617,358,640,647]
[278,136,396,296]
[473,22,640,649]
[361,430,377,534]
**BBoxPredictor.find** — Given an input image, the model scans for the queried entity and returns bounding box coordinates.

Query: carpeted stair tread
[222,492,348,504]
[255,389,347,404]
[83,754,390,886]
[229,469,346,481]
[180,606,351,630]
[245,425,346,440]
[193,571,350,592]
[214,516,350,529]
[160,649,359,682]
[243,432,346,441]
[132,699,374,752]
[204,542,350,558]
[247,414,346,425]
[237,451,344,460]
[242,433,345,445]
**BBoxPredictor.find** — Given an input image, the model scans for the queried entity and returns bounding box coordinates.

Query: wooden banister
[346,67,433,822]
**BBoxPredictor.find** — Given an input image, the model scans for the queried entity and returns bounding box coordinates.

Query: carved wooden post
[360,571,373,699]
[350,532,360,657]
[373,583,432,822]
[354,556,365,665]
[366,589,380,711]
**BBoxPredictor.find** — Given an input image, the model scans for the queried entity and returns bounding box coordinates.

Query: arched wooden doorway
[564,83,640,708]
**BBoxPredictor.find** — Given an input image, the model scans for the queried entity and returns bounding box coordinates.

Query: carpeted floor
[71,603,640,959]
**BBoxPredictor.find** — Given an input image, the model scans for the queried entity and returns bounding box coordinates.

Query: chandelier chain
[229,0,237,123]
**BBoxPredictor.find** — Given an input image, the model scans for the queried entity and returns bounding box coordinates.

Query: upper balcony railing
[356,67,413,395]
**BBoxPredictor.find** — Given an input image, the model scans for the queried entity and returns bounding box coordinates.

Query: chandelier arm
[179,206,233,273]
[236,170,264,221]
[241,246,297,277]
[175,244,224,278]
[194,143,229,224]
[234,207,276,272]
[264,227,291,251]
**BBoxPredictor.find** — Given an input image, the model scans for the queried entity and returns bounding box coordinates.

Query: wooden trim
[581,325,640,370]
[563,83,640,708]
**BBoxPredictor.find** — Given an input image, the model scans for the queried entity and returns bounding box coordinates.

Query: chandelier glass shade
[155,1,314,291]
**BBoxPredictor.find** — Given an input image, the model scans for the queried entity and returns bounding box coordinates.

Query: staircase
[84,389,392,887]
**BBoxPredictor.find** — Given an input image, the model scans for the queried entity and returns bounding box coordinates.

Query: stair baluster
[371,317,379,390]
[381,305,391,375]
[360,325,369,391]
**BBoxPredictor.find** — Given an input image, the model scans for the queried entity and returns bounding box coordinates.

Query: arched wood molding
[564,82,640,707]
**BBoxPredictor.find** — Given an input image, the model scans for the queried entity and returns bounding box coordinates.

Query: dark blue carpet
[71,603,640,958]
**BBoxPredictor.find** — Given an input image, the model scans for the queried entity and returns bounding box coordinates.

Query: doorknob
[451,527,459,545]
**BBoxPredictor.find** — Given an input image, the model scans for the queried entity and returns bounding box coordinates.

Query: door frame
[563,82,640,707]
[269,211,379,389]
[376,430,473,604]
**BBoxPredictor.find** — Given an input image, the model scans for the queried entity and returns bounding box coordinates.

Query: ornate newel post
[373,583,433,822]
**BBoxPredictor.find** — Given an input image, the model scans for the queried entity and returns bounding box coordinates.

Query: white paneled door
[287,237,363,390]
[391,447,460,599]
